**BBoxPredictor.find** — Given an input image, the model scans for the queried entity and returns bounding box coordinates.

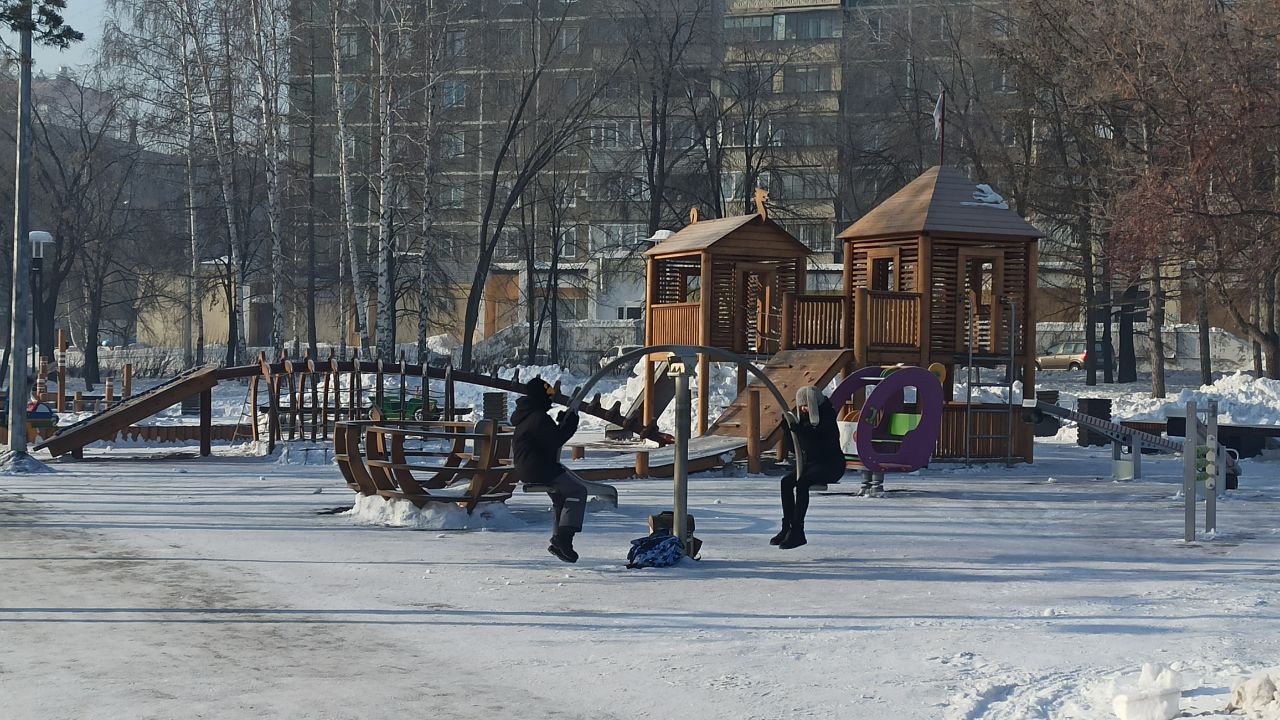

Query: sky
[31,0,106,74]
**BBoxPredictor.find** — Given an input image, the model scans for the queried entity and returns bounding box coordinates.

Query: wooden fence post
[635,450,649,477]
[747,389,762,474]
[780,292,794,351]
[103,377,113,410]
[122,363,133,399]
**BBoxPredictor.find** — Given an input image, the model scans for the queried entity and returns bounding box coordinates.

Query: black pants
[546,470,588,533]
[781,467,842,527]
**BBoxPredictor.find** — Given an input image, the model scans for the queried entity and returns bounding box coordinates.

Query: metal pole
[6,22,34,455]
[1182,401,1197,542]
[670,357,691,556]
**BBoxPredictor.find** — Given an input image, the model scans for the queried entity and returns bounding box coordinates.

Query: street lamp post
[6,19,35,458]
[30,231,53,370]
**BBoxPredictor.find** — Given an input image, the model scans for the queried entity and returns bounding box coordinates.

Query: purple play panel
[829,366,944,473]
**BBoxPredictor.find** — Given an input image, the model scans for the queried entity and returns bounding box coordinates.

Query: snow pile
[273,443,334,466]
[1228,670,1280,719]
[961,183,1010,210]
[1111,663,1182,720]
[344,494,526,531]
[0,451,55,475]
[1117,372,1280,426]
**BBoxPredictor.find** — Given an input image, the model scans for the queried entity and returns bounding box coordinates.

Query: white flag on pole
[933,91,945,140]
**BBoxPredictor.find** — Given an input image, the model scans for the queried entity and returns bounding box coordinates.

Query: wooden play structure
[641,167,1042,463]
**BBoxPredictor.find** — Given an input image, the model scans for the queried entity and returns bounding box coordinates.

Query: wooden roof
[837,166,1045,241]
[644,213,812,258]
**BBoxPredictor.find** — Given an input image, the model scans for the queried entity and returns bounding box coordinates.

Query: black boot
[548,529,579,563]
[778,525,807,549]
[769,521,791,546]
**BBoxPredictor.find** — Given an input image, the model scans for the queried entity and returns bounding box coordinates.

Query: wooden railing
[864,291,921,348]
[781,294,846,349]
[649,302,701,346]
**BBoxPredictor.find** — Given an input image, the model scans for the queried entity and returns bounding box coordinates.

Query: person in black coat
[773,385,846,549]
[511,377,586,563]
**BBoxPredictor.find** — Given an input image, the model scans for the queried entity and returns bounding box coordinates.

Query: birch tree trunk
[374,2,395,358]
[179,36,204,367]
[252,0,287,352]
[330,0,372,355]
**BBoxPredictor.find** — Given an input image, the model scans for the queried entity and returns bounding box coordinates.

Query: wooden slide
[35,365,221,457]
[709,349,852,446]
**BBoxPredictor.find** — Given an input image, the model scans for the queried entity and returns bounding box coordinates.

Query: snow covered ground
[2,438,1278,719]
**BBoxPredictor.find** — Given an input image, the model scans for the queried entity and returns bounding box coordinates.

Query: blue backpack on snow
[626,532,685,569]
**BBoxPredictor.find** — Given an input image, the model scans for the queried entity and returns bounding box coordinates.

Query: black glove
[559,409,580,433]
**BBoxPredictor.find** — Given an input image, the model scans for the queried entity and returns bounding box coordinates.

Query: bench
[360,420,516,513]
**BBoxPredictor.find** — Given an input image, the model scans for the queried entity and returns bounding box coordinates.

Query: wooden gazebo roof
[837,166,1045,241]
[644,213,812,259]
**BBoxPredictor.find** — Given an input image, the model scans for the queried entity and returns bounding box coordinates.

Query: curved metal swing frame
[566,344,804,474]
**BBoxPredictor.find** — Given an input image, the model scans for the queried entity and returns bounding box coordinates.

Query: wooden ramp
[564,436,747,481]
[35,365,221,457]
[709,349,851,446]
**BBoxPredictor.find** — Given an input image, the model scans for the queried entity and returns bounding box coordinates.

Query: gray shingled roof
[837,166,1045,240]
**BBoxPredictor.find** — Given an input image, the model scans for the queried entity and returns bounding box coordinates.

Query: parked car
[503,349,553,368]
[599,345,643,371]
[1036,340,1114,371]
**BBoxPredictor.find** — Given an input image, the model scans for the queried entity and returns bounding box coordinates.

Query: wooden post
[642,357,655,427]
[398,354,407,421]
[309,356,319,441]
[852,286,870,366]
[199,388,212,457]
[103,377,113,410]
[917,233,934,368]
[780,292,794,351]
[697,353,709,436]
[570,445,585,460]
[736,365,746,394]
[747,388,762,474]
[122,363,133,399]
[73,391,83,412]
[249,374,260,442]
[634,450,649,477]
[57,329,66,412]
[444,365,455,419]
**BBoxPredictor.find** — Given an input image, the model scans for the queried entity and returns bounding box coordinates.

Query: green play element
[844,413,922,462]
[888,413,921,437]
[370,395,440,421]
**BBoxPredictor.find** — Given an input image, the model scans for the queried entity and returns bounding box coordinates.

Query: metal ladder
[964,294,1019,466]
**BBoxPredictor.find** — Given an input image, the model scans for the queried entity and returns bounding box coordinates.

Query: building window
[558,227,581,259]
[868,15,889,44]
[341,81,361,109]
[446,30,467,57]
[338,30,359,58]
[795,223,835,252]
[777,11,842,41]
[591,223,646,251]
[992,66,1014,94]
[439,131,465,158]
[783,66,833,93]
[723,15,772,42]
[931,13,948,42]
[618,305,643,320]
[594,120,640,149]
[442,80,468,107]
[497,227,522,259]
[440,184,465,209]
[558,27,580,54]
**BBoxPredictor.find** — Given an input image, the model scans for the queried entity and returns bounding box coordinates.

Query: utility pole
[6,13,34,458]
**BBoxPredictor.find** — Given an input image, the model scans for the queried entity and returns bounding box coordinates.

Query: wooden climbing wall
[708,349,852,445]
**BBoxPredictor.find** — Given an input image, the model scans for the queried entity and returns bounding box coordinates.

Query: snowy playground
[2,366,1279,720]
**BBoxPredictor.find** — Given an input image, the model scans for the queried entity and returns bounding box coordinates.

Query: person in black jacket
[511,377,586,563]
[772,385,845,549]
